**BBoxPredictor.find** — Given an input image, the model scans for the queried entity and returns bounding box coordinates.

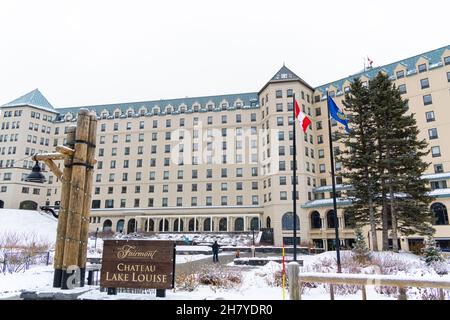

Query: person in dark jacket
[212,241,220,263]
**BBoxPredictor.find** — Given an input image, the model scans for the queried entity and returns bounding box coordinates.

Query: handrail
[297,272,450,300]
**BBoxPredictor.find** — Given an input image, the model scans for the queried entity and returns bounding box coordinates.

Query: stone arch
[310,211,321,229]
[116,219,125,233]
[203,218,213,232]
[188,218,199,231]
[219,218,227,231]
[174,218,184,232]
[250,217,259,230]
[127,219,137,234]
[102,219,112,232]
[431,203,449,225]
[326,210,338,229]
[266,216,271,228]
[282,212,300,230]
[19,200,38,210]
[145,219,155,232]
[159,218,169,232]
[234,218,244,231]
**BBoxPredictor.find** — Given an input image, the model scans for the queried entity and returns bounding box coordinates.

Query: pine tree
[339,78,380,251]
[422,237,444,265]
[370,72,434,251]
[352,228,371,264]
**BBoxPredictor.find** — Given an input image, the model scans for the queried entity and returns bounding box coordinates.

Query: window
[418,63,427,73]
[431,146,441,157]
[398,84,407,94]
[445,56,450,65]
[447,72,450,83]
[428,128,438,140]
[396,70,405,79]
[420,78,430,89]
[287,89,293,97]
[426,111,435,122]
[236,168,243,177]
[252,196,259,205]
[236,114,241,123]
[319,164,326,173]
[280,191,288,200]
[317,136,323,144]
[280,176,287,185]
[430,180,447,190]
[434,164,444,174]
[423,94,432,106]
[277,117,284,126]
[276,90,282,98]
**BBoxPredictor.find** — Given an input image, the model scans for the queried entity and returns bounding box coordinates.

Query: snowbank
[0,209,57,244]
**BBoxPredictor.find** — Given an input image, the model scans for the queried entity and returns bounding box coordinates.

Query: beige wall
[1,47,449,250]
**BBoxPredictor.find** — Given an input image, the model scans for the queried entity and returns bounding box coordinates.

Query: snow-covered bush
[0,231,52,273]
[352,229,371,265]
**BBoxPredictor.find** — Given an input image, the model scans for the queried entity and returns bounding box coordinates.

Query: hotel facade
[1,45,449,251]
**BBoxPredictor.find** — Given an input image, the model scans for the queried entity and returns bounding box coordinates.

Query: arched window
[250,217,260,231]
[116,219,125,233]
[282,212,300,230]
[188,218,198,231]
[159,218,169,232]
[174,218,184,232]
[327,210,338,229]
[310,211,321,229]
[145,219,154,232]
[102,219,112,232]
[0,200,4,208]
[266,216,271,228]
[203,218,214,231]
[219,218,227,231]
[234,218,244,231]
[127,219,137,234]
[431,203,449,225]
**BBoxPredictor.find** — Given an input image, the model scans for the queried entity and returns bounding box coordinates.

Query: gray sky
[0,0,448,108]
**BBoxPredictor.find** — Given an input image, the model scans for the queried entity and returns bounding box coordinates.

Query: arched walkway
[282,212,300,230]
[250,217,259,230]
[431,203,449,225]
[174,218,184,232]
[326,210,338,229]
[234,218,244,231]
[19,200,38,210]
[116,219,125,233]
[127,219,137,234]
[310,211,321,229]
[159,218,169,232]
[102,219,112,232]
[219,218,227,231]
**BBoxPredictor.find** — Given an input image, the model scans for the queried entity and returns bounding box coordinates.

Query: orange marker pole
[282,243,286,300]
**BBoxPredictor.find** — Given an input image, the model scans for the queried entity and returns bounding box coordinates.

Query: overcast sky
[0,0,448,108]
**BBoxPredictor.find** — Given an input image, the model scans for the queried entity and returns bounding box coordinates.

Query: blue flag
[327,96,350,133]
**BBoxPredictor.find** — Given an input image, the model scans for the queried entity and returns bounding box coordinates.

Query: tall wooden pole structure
[78,113,97,286]
[52,126,75,287]
[32,108,97,289]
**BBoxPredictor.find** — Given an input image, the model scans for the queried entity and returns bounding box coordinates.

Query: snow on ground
[1,251,449,300]
[0,209,57,244]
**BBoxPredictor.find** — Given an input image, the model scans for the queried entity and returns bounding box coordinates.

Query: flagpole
[326,92,342,273]
[292,92,298,262]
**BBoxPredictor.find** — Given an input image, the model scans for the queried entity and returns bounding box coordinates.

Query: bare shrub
[175,265,242,291]
[175,272,199,292]
[0,231,52,273]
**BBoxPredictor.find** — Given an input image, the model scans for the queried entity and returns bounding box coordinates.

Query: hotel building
[1,45,449,251]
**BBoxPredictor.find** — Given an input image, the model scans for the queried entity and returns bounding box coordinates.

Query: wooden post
[52,126,76,288]
[398,287,407,300]
[361,285,367,300]
[287,262,300,300]
[439,288,445,300]
[61,109,91,289]
[78,112,97,287]
[330,284,335,300]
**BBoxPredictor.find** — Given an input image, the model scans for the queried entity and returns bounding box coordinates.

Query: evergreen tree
[352,228,371,264]
[422,237,444,265]
[370,72,434,251]
[339,78,380,250]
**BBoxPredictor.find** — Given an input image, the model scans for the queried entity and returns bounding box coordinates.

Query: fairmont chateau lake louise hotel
[1,45,450,251]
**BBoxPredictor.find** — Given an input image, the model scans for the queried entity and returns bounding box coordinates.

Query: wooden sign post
[100,240,176,296]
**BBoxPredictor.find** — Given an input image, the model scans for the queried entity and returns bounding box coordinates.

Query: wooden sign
[100,240,175,289]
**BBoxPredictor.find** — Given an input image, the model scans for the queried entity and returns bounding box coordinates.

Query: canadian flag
[295,100,311,133]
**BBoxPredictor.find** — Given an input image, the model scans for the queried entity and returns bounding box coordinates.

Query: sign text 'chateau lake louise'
[100,240,175,289]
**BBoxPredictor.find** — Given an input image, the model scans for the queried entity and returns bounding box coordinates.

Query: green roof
[2,89,56,113]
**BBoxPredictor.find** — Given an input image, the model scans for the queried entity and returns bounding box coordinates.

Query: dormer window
[166,107,172,114]
[193,105,199,112]
[114,111,120,118]
[140,108,146,116]
[221,103,227,110]
[153,107,160,115]
[207,104,213,111]
[127,110,133,117]
[418,63,427,73]
[396,70,405,79]
[180,107,186,114]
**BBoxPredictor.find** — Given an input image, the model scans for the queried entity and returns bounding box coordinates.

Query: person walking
[212,241,220,263]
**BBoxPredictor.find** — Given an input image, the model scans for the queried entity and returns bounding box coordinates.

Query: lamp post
[94,227,99,250]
